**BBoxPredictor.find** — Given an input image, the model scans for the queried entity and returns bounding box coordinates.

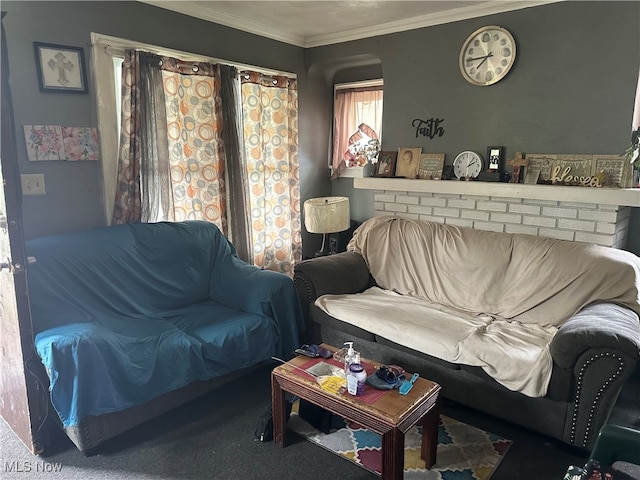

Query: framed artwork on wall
[34,42,88,93]
[375,151,397,177]
[23,124,99,161]
[23,125,63,161]
[395,147,422,178]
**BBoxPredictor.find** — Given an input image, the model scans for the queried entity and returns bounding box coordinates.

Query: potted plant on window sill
[349,138,380,167]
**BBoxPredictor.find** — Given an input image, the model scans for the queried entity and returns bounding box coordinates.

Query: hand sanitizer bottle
[343,341,357,373]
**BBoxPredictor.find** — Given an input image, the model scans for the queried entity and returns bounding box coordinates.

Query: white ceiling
[139,1,560,47]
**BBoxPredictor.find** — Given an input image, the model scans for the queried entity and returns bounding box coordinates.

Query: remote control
[294,347,320,358]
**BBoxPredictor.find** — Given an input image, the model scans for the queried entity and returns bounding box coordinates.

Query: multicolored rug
[288,405,512,480]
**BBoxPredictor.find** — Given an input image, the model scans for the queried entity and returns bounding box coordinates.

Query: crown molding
[305,1,563,47]
[138,0,564,48]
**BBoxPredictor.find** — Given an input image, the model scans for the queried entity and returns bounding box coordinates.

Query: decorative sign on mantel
[550,166,600,187]
[524,153,632,188]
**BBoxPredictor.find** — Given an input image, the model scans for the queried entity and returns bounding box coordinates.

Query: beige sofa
[294,216,640,449]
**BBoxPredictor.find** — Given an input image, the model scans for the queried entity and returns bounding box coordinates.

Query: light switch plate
[21,173,46,195]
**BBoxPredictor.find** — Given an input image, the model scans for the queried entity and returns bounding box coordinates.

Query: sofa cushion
[163,301,277,367]
[35,302,279,429]
[309,305,377,342]
[374,334,461,370]
[35,318,207,428]
[315,286,557,397]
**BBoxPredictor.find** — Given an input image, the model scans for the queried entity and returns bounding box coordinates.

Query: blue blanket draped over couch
[27,221,304,428]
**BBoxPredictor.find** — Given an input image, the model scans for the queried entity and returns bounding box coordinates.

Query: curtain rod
[104,45,201,73]
[92,32,296,79]
[335,79,383,91]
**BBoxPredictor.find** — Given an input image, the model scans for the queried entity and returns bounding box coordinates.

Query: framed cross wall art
[34,42,88,93]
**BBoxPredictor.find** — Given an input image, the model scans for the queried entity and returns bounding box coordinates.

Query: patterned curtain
[220,65,251,263]
[160,57,226,231]
[112,51,299,270]
[112,51,227,231]
[112,50,142,224]
[139,52,172,222]
[240,72,301,274]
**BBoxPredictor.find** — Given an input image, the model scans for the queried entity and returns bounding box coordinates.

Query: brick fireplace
[354,178,639,249]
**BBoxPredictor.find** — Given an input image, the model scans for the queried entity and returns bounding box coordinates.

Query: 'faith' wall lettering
[412,118,445,139]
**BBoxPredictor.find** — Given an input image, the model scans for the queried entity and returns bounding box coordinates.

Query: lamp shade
[304,196,350,234]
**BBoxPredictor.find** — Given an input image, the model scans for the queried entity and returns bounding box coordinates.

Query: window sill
[337,167,365,178]
[333,164,378,178]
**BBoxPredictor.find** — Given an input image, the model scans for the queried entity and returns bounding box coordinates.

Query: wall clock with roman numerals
[459,26,516,86]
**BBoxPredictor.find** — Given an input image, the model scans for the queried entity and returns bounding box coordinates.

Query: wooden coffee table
[271,345,441,480]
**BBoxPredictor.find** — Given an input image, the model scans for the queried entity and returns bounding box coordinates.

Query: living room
[1,1,639,479]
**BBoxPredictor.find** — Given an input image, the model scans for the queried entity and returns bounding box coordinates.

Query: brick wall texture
[373,191,631,248]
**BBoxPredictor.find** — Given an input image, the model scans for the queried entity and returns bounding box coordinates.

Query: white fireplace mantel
[354,177,640,207]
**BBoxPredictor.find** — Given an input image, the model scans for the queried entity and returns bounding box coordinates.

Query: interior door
[0,10,46,454]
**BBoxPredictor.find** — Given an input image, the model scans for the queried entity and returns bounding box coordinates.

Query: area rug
[288,405,512,480]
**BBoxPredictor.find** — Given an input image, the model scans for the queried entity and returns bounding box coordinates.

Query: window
[92,33,296,225]
[93,34,232,224]
[91,33,301,273]
[331,80,383,176]
[113,57,123,142]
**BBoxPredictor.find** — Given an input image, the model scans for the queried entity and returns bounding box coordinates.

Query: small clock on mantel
[459,25,517,86]
[453,151,483,180]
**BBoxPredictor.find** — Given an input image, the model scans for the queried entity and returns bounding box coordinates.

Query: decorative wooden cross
[47,52,74,87]
[507,152,528,183]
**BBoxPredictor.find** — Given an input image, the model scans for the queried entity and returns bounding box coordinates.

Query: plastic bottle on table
[348,363,367,396]
[343,341,358,373]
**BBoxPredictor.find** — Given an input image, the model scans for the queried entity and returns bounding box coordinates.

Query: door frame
[1,10,48,454]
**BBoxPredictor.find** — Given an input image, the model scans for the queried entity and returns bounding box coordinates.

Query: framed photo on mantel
[396,147,422,178]
[475,146,505,182]
[486,146,505,173]
[375,151,397,177]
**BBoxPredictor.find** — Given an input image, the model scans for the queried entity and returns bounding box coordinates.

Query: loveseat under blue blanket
[26,220,303,451]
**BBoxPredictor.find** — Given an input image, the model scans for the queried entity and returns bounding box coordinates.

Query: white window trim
[90,32,295,224]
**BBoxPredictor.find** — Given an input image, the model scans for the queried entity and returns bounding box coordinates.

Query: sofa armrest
[550,303,640,448]
[551,303,640,369]
[293,252,372,321]
[209,257,305,357]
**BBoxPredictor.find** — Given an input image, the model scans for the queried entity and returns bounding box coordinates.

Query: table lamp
[304,196,350,257]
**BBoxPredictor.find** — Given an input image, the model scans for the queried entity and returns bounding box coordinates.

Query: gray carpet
[1,363,638,480]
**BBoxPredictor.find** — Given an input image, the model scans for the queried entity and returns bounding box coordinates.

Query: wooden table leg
[271,373,287,447]
[421,398,440,468]
[381,427,404,480]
